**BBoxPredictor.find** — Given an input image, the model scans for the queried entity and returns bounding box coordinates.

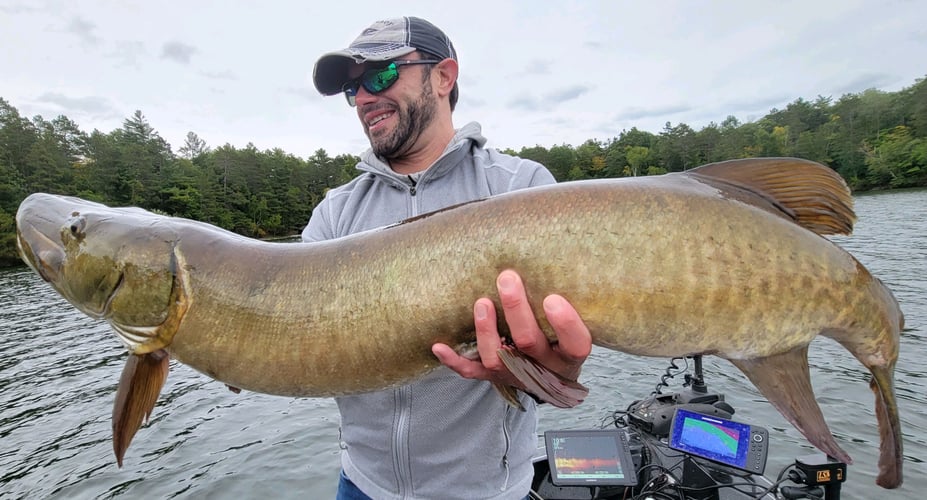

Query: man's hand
[432,269,592,391]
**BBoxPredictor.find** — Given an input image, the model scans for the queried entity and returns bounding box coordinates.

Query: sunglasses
[341,60,442,106]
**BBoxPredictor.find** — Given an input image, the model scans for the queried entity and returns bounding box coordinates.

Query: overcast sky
[2,0,925,159]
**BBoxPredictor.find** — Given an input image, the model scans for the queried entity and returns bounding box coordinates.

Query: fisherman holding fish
[13,11,904,499]
[305,16,594,500]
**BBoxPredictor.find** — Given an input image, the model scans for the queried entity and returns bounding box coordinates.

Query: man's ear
[433,58,459,99]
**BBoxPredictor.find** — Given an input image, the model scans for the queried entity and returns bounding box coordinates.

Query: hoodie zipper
[501,404,513,491]
[390,176,418,499]
[393,385,413,498]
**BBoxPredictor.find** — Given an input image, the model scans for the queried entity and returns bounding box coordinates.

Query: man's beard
[368,80,438,160]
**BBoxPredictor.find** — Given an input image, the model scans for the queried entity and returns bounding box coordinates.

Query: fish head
[16,193,185,354]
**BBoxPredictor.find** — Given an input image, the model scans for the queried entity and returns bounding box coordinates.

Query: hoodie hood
[356,121,487,187]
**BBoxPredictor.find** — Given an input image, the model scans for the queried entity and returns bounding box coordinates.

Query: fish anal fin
[496,345,588,408]
[687,157,856,235]
[730,346,852,464]
[112,349,170,467]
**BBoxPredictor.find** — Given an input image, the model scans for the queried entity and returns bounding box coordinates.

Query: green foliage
[2,75,926,267]
[1,103,364,265]
[510,76,927,188]
[624,146,651,177]
[0,208,19,267]
[863,126,927,188]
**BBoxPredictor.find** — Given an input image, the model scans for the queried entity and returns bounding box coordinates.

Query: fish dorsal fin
[686,157,856,235]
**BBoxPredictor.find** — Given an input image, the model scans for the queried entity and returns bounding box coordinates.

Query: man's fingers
[438,270,591,391]
[496,270,545,351]
[434,296,508,381]
[433,343,490,380]
[543,294,592,362]
[474,299,504,369]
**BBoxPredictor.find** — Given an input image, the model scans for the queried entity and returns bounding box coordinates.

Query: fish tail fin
[730,346,852,464]
[869,365,903,488]
[496,345,588,408]
[825,285,904,488]
[112,349,170,467]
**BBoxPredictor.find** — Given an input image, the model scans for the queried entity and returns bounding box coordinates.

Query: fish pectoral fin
[112,349,170,467]
[730,346,852,464]
[496,345,588,408]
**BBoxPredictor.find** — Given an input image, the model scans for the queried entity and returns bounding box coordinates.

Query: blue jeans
[336,470,532,500]
[336,470,373,500]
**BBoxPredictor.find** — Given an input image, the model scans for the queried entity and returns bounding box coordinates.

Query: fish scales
[153,174,886,393]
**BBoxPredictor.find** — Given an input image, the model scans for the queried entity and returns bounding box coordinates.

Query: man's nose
[354,86,377,107]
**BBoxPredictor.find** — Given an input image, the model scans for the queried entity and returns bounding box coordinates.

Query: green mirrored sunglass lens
[365,64,398,92]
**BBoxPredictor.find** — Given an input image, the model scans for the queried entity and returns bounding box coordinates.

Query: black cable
[602,408,629,429]
[652,357,688,395]
[629,490,678,500]
[674,477,787,498]
[634,489,685,500]
[779,463,801,483]
[640,437,787,499]
[630,472,685,500]
[636,445,681,475]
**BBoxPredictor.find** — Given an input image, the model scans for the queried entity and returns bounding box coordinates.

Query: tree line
[2,76,925,267]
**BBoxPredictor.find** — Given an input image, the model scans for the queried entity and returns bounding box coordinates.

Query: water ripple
[2,189,926,499]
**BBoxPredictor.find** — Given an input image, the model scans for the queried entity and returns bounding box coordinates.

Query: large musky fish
[15,158,904,488]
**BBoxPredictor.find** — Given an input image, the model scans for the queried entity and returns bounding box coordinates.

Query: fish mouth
[17,222,65,284]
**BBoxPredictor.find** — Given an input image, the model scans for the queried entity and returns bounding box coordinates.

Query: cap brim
[313,46,417,95]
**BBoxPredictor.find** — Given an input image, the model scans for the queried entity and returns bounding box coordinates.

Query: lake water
[1,189,924,499]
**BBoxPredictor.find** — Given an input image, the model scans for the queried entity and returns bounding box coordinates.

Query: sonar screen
[544,429,638,486]
[668,408,769,474]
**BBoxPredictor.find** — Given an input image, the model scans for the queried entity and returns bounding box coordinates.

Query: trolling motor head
[627,356,735,436]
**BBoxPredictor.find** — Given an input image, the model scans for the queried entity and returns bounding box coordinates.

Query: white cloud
[161,41,198,64]
[0,0,924,158]
[65,16,100,46]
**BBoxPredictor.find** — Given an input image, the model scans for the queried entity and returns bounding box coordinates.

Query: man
[304,17,592,500]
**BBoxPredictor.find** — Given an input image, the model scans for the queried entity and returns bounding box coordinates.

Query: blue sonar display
[669,409,750,468]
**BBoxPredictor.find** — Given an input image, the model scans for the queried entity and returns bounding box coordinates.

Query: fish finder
[544,429,638,486]
[668,408,769,474]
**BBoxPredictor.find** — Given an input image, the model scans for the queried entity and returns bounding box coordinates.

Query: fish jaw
[17,219,66,286]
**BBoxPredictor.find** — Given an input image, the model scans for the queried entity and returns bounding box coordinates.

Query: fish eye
[67,215,86,238]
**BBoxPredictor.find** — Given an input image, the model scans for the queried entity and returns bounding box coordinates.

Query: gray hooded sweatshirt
[302,122,556,499]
